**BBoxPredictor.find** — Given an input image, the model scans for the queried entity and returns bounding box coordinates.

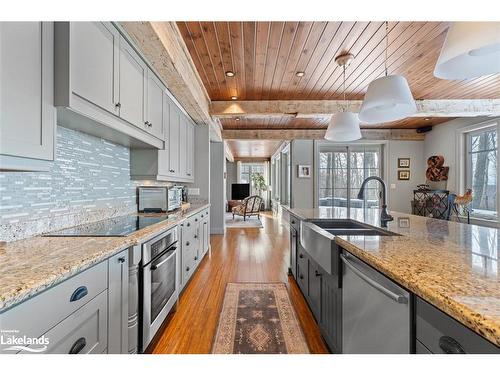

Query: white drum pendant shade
[358,75,417,124]
[325,112,362,142]
[434,22,500,79]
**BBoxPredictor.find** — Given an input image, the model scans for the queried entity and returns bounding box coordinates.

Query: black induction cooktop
[44,214,170,237]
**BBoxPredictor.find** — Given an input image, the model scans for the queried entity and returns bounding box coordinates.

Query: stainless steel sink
[299,219,400,275]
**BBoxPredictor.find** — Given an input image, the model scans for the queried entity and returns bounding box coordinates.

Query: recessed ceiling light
[225,71,235,77]
[235,117,241,121]
[231,96,238,100]
[296,71,305,77]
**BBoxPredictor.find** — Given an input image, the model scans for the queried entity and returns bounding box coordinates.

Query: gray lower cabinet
[107,249,129,354]
[180,210,210,291]
[42,291,108,354]
[308,259,322,322]
[0,22,56,171]
[0,249,132,354]
[416,297,499,354]
[296,245,309,295]
[320,272,342,353]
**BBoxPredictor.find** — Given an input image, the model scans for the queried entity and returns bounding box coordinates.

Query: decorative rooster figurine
[448,189,473,223]
[454,189,473,206]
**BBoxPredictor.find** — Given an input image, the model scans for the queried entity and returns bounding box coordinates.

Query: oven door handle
[150,247,177,270]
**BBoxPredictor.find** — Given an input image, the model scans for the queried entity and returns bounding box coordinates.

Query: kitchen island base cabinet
[320,272,342,353]
[416,297,500,354]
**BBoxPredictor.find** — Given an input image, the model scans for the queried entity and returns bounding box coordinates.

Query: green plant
[251,173,268,196]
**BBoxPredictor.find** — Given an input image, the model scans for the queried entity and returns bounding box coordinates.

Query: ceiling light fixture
[225,71,235,77]
[231,96,238,100]
[434,22,500,79]
[235,117,241,121]
[295,71,305,77]
[359,22,417,124]
[324,53,362,142]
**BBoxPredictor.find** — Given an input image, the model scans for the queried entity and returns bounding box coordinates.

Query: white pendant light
[434,22,500,79]
[359,22,416,124]
[324,53,362,142]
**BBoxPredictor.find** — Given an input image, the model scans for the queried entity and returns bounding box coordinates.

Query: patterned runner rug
[212,283,309,354]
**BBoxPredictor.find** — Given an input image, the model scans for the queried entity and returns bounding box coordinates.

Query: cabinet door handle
[315,270,322,277]
[186,267,190,272]
[194,256,198,261]
[69,337,86,354]
[439,336,466,354]
[118,257,126,263]
[195,218,198,222]
[115,102,121,108]
[187,173,191,176]
[299,254,304,259]
[186,241,190,246]
[299,274,304,280]
[148,122,153,127]
[194,235,198,239]
[187,223,190,227]
[291,220,295,224]
[70,286,88,302]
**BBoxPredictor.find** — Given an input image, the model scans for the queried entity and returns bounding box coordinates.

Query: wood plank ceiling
[177,21,500,158]
[177,21,500,102]
[225,140,283,160]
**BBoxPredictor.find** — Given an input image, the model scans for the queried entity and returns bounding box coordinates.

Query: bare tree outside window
[467,127,498,219]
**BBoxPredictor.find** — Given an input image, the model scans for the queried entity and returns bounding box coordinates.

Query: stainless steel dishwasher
[341,251,411,353]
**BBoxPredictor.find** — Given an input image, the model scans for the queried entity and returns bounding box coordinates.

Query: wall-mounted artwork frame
[398,170,411,180]
[297,165,311,178]
[398,158,410,168]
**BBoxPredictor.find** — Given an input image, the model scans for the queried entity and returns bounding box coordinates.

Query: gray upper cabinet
[178,114,188,178]
[118,35,147,130]
[167,102,181,177]
[186,121,194,178]
[54,22,163,149]
[146,70,166,140]
[71,22,119,116]
[0,22,55,171]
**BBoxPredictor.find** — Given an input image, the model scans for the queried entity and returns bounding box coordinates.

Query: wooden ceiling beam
[211,99,500,118]
[222,129,425,141]
[119,22,222,141]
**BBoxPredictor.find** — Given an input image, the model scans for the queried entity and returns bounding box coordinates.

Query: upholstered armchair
[232,195,263,221]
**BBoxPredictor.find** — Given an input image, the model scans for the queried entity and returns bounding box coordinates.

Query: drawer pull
[187,223,191,227]
[299,254,304,259]
[439,336,466,354]
[186,267,190,272]
[194,235,198,239]
[69,337,86,354]
[70,286,88,302]
[194,256,198,261]
[291,220,295,224]
[299,274,304,280]
[118,257,126,263]
[315,270,322,277]
[186,241,190,246]
[195,218,198,222]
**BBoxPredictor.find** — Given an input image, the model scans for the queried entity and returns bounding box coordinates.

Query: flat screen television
[232,183,250,200]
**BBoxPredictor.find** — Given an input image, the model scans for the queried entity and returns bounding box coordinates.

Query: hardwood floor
[149,211,329,354]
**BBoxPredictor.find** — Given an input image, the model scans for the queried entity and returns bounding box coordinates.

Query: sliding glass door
[318,144,382,209]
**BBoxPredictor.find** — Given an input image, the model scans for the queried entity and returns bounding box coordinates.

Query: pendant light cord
[385,21,388,77]
[343,64,347,112]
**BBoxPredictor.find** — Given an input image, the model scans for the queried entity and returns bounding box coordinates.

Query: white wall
[210,142,226,234]
[226,161,237,201]
[386,140,425,213]
[290,140,315,209]
[423,117,493,193]
[187,125,210,202]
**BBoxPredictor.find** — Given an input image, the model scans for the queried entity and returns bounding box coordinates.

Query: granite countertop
[284,206,500,347]
[0,203,210,313]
